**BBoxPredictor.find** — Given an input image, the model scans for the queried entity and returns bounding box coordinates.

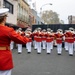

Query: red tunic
[32,32,37,41]
[35,32,42,42]
[73,34,75,41]
[41,32,46,41]
[66,32,74,43]
[50,33,55,42]
[46,33,53,42]
[64,32,69,42]
[25,32,32,42]
[0,25,29,70]
[55,33,63,44]
[21,31,25,36]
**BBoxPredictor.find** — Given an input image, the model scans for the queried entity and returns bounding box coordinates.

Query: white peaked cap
[18,28,22,30]
[37,27,41,30]
[47,28,51,30]
[42,29,46,31]
[0,8,9,16]
[26,28,31,31]
[69,27,74,30]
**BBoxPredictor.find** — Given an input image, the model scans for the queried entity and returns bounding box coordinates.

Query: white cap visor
[0,8,9,16]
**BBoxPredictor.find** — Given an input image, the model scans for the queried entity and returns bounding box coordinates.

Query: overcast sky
[33,0,75,24]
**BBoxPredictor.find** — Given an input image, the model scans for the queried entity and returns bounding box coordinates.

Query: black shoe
[27,52,31,54]
[51,49,52,51]
[65,50,68,52]
[58,53,61,55]
[69,54,73,56]
[47,53,50,54]
[37,53,41,54]
[18,52,22,54]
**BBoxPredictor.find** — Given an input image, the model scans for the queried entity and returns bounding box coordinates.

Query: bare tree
[41,10,61,24]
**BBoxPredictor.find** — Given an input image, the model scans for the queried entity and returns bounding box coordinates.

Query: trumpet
[47,32,50,34]
[25,31,32,37]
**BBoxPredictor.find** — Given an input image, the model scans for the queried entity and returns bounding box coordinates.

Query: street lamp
[40,3,52,24]
[40,3,52,11]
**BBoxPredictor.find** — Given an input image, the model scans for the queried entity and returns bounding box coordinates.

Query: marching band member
[68,27,74,56]
[32,29,38,50]
[0,8,29,75]
[35,27,42,54]
[50,30,55,50]
[46,28,53,54]
[73,29,75,51]
[25,28,32,53]
[21,30,25,37]
[64,30,69,52]
[17,28,23,54]
[55,29,63,55]
[10,40,14,50]
[69,28,75,52]
[41,29,46,50]
[25,29,29,50]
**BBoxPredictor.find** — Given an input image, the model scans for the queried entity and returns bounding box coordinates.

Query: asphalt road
[12,47,75,75]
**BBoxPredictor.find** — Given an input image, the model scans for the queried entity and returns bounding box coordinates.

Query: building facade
[0,0,30,28]
[17,0,30,28]
[0,0,41,28]
[29,8,35,26]
[68,15,75,24]
[0,0,18,25]
[31,9,41,25]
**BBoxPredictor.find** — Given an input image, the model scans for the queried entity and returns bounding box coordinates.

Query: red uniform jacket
[50,33,55,42]
[41,32,46,41]
[21,31,25,36]
[55,33,63,44]
[0,25,29,70]
[66,32,74,43]
[25,32,32,42]
[46,33,53,42]
[32,32,37,41]
[73,34,75,41]
[35,32,42,42]
[29,33,32,42]
[64,32,69,42]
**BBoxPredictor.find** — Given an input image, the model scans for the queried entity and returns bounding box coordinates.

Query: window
[3,0,13,14]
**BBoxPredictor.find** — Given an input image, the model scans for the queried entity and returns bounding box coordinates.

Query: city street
[12,47,75,75]
[0,0,75,75]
